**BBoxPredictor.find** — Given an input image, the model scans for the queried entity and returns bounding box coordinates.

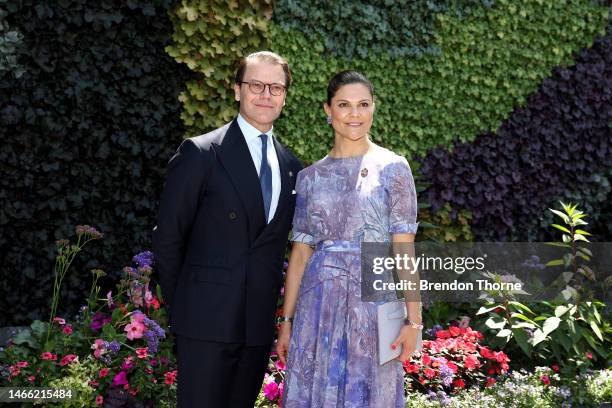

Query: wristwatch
[403,319,423,329]
[277,316,294,324]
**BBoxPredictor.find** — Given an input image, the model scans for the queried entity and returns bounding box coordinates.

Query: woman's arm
[276,242,314,365]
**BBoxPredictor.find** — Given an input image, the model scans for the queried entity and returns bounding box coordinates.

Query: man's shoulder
[188,121,234,151]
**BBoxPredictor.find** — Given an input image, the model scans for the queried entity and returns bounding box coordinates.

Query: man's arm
[152,139,211,309]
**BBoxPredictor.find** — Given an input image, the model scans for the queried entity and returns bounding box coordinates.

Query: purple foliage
[417,33,612,241]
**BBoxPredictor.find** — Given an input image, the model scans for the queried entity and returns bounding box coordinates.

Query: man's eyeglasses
[239,80,286,96]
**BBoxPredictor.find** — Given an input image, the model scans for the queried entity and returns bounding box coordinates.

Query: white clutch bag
[377,302,422,365]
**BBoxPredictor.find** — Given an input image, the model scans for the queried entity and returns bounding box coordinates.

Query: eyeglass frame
[238,80,287,96]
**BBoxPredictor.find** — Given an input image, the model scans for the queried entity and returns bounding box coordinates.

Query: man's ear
[234,84,241,102]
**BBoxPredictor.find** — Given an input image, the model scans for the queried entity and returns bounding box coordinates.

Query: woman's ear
[324,103,331,117]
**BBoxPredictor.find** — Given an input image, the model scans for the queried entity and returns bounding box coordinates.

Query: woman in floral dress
[276,70,422,407]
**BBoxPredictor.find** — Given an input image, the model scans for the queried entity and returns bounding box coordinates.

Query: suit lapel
[215,120,266,241]
[269,137,293,226]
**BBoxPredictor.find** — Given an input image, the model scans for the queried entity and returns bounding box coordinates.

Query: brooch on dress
[360,168,368,178]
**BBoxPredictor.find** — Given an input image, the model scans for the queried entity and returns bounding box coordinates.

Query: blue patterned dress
[282,145,419,408]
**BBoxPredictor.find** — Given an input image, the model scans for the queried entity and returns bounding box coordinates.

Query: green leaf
[551,224,571,234]
[554,305,570,317]
[512,328,531,356]
[476,305,501,315]
[485,317,506,329]
[549,209,570,224]
[508,301,534,315]
[589,320,603,341]
[542,316,561,336]
[532,328,547,346]
[545,259,565,267]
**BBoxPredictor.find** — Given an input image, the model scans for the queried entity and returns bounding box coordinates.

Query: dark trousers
[176,335,271,408]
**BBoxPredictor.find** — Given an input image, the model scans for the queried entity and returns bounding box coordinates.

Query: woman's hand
[276,322,292,366]
[391,325,419,362]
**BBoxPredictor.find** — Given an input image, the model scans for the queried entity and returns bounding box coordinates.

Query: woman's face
[324,83,374,142]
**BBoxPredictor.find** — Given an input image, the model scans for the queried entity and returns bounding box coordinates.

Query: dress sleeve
[387,158,419,234]
[290,170,315,245]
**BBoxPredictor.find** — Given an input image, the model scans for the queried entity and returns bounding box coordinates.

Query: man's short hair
[235,51,292,89]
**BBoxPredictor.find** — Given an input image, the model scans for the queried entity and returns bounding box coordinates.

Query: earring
[326,115,332,124]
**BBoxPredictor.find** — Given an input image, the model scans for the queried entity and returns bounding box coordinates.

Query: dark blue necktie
[259,134,272,222]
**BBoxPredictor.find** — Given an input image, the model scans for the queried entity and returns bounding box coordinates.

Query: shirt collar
[237,114,273,143]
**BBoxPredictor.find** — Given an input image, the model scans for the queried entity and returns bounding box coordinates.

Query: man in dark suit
[152,51,302,407]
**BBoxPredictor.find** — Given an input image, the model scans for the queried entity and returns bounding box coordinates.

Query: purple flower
[132,251,154,268]
[440,364,454,387]
[90,312,112,331]
[107,341,121,354]
[112,371,128,387]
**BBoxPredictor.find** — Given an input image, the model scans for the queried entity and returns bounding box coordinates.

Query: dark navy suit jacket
[152,119,302,346]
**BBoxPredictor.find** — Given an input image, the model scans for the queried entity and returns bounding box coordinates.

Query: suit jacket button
[229,212,237,220]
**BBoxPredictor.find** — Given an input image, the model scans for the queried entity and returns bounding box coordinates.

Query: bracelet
[277,316,294,324]
[403,319,423,329]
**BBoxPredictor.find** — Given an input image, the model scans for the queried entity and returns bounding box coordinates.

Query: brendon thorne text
[372,279,523,292]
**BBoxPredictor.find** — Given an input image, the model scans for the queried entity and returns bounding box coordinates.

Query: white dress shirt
[237,114,281,223]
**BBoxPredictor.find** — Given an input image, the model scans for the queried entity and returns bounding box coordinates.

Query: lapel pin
[289,171,293,177]
[291,190,297,195]
[360,168,368,178]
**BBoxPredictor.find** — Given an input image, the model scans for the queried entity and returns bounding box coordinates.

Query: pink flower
[585,352,593,359]
[421,353,432,365]
[112,371,129,387]
[95,395,103,406]
[27,375,35,383]
[99,368,110,378]
[541,375,550,385]
[59,354,78,366]
[136,348,148,359]
[124,321,146,340]
[62,325,73,335]
[41,352,57,361]
[92,339,106,359]
[106,291,115,308]
[446,361,458,373]
[263,381,279,400]
[164,370,177,385]
[275,359,286,371]
[58,355,76,367]
[121,356,134,370]
[485,377,497,387]
[53,317,66,325]
[16,361,29,368]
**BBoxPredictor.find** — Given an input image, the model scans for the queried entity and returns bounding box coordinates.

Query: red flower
[421,353,432,365]
[95,395,103,406]
[464,354,480,370]
[164,370,177,385]
[551,364,559,372]
[485,377,497,387]
[436,330,451,339]
[418,376,426,384]
[62,325,73,335]
[446,361,458,373]
[423,368,436,379]
[452,378,465,388]
[404,363,420,374]
[89,380,99,388]
[99,368,110,378]
[585,352,593,359]
[541,375,550,385]
[27,375,35,383]
[59,354,78,366]
[136,348,148,359]
[448,326,461,337]
[488,368,495,375]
